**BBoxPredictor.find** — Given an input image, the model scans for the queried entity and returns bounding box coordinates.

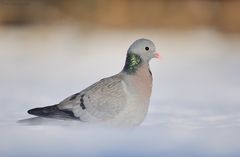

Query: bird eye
[145,47,149,51]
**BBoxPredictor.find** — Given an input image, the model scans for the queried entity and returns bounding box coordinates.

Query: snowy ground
[0,26,240,157]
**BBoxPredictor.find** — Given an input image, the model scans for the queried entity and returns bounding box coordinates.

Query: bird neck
[123,53,143,74]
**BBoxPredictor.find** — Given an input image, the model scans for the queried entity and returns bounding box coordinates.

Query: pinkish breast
[125,64,153,105]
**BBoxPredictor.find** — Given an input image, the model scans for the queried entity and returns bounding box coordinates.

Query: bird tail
[28,105,78,120]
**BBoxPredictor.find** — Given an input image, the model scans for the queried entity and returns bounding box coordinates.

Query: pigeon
[27,39,160,126]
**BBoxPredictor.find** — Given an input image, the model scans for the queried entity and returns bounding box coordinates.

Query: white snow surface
[0,26,240,157]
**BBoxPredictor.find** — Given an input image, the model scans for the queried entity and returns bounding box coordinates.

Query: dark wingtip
[27,105,78,120]
[27,109,33,114]
[27,108,42,116]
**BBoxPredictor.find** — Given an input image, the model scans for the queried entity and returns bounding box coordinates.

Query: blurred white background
[0,1,240,157]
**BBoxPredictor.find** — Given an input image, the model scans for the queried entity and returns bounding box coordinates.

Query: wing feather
[58,74,127,122]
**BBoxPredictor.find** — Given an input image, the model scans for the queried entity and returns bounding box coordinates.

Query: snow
[0,26,240,157]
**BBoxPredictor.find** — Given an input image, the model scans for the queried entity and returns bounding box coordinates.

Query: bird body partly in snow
[27,39,160,126]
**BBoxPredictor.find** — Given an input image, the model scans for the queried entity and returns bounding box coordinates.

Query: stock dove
[27,39,160,126]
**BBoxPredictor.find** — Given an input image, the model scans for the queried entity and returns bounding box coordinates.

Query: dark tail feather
[28,105,78,120]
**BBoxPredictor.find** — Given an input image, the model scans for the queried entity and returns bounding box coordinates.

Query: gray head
[127,38,159,63]
[123,39,159,74]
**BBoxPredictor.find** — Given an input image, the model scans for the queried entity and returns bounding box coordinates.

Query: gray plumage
[27,39,159,126]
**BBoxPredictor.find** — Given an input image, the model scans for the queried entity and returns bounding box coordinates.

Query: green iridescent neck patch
[123,53,142,74]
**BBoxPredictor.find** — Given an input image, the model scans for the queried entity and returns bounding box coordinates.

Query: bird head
[127,38,160,63]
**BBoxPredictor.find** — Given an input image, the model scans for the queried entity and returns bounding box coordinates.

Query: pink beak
[154,53,160,59]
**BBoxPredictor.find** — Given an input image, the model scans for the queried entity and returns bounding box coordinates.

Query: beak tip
[154,53,160,59]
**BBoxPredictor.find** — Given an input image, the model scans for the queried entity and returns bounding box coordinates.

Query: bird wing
[58,74,127,122]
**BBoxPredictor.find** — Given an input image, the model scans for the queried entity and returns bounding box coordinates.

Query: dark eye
[145,47,149,51]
